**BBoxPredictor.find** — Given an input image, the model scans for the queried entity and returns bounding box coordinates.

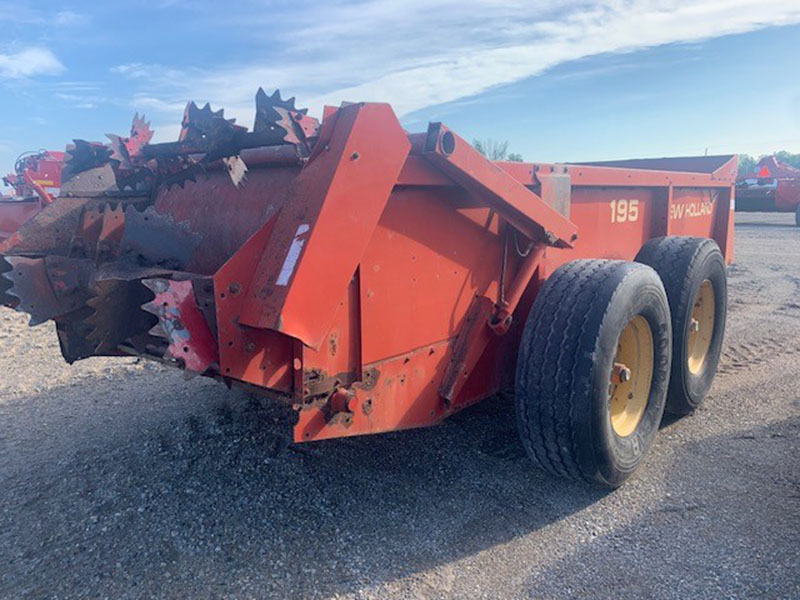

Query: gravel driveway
[1,212,798,599]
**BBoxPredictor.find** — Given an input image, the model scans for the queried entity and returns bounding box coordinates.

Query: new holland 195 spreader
[1,91,735,486]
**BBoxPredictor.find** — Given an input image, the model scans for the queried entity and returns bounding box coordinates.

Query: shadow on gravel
[521,416,800,599]
[0,376,608,599]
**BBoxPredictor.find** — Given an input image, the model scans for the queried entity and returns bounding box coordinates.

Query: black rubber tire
[795,204,800,227]
[635,236,727,415]
[515,260,671,487]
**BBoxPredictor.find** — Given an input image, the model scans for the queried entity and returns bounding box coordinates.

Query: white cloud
[55,91,107,109]
[53,11,87,26]
[304,0,800,116]
[111,63,156,79]
[130,95,187,114]
[113,0,800,123]
[0,47,64,79]
[0,3,87,26]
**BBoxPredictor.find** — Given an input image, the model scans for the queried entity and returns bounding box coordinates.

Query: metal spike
[140,298,168,341]
[2,256,62,326]
[95,203,125,262]
[107,133,131,165]
[140,279,170,341]
[253,87,317,145]
[1,256,14,308]
[82,278,157,354]
[55,307,98,363]
[139,277,218,373]
[149,322,168,339]
[62,140,113,182]
[106,112,153,169]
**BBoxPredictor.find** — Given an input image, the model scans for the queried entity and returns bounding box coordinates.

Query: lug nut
[612,362,632,384]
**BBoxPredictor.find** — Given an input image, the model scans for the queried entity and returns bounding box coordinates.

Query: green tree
[507,152,524,162]
[774,150,800,170]
[737,154,756,177]
[737,151,800,177]
[473,138,513,161]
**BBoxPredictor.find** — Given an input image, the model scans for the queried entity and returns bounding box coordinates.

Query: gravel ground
[1,212,798,599]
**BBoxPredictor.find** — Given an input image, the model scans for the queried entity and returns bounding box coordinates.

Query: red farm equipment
[1,149,64,242]
[0,91,736,486]
[736,155,800,225]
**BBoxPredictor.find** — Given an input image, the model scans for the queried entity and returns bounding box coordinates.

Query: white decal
[609,199,639,223]
[276,224,310,286]
[669,202,713,220]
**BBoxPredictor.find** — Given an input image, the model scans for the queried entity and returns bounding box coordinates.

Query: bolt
[351,151,360,160]
[612,362,632,384]
[689,318,700,332]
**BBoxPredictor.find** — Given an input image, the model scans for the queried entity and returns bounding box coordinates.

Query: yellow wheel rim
[609,315,654,437]
[687,280,715,375]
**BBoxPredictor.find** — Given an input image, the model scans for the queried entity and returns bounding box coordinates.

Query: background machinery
[736,155,800,225]
[0,149,64,242]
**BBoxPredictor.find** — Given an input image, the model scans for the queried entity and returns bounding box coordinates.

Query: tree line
[738,150,800,176]
[473,139,523,162]
[473,141,800,177]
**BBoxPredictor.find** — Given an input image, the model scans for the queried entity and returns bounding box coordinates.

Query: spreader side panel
[359,186,507,365]
[240,103,411,350]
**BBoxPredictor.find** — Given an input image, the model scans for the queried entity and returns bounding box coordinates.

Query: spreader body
[0,96,736,445]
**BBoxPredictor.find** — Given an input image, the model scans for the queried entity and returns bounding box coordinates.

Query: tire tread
[516,259,626,484]
[636,235,726,413]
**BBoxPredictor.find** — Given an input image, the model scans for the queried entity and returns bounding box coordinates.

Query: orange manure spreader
[736,155,800,226]
[1,91,736,486]
[0,149,64,242]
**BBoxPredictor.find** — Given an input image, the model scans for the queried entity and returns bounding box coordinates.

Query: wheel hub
[687,279,715,375]
[609,315,654,437]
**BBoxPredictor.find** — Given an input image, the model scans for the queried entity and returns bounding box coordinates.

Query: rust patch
[358,368,380,391]
[328,331,338,356]
[361,397,373,415]
[299,366,381,429]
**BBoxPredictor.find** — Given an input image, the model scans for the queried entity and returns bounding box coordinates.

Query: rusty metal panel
[294,340,452,442]
[214,215,294,393]
[0,199,42,243]
[301,270,363,398]
[153,166,300,275]
[240,103,411,349]
[359,186,506,364]
[293,324,508,442]
[142,278,219,374]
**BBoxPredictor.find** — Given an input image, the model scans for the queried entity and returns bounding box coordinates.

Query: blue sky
[1,0,799,179]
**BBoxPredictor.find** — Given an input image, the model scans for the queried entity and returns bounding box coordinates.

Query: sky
[1,0,799,179]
